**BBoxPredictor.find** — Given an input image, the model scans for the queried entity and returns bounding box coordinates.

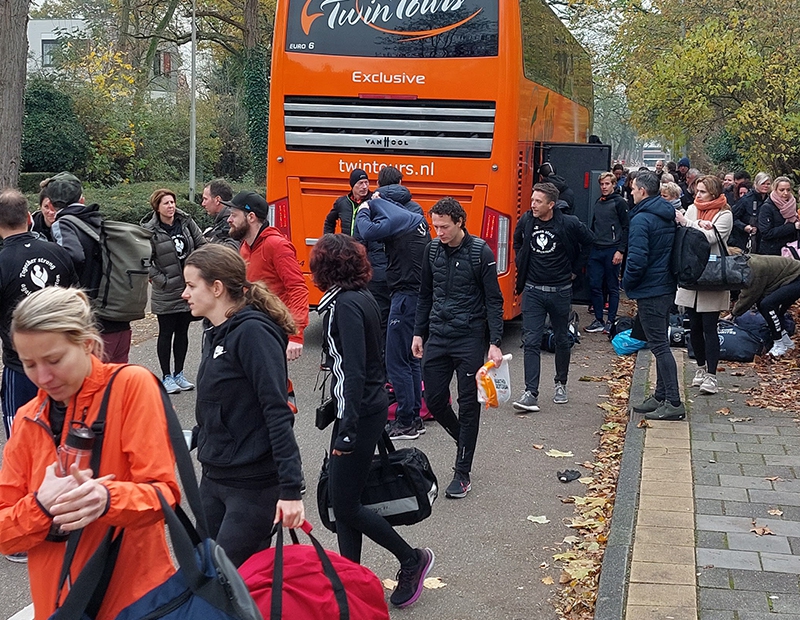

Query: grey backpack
[61,215,152,322]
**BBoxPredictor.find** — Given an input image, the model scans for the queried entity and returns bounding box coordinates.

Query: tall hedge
[22,79,90,174]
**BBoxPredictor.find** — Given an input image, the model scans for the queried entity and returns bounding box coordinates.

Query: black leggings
[156,312,192,377]
[688,308,720,374]
[328,411,415,565]
[758,276,800,339]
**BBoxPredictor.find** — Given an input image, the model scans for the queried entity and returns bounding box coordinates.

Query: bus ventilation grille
[283,96,495,158]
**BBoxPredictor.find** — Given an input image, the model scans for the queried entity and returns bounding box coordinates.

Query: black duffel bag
[684,227,751,291]
[317,432,438,533]
[686,319,765,362]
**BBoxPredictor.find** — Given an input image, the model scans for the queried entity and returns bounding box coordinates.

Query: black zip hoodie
[195,305,302,499]
[590,192,629,252]
[318,287,388,452]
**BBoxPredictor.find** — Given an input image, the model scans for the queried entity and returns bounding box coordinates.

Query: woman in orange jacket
[0,287,180,620]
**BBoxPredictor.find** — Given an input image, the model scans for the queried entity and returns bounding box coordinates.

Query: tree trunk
[0,0,29,188]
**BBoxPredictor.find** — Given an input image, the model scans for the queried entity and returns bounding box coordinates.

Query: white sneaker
[699,374,718,394]
[691,367,707,387]
[780,333,795,350]
[769,340,789,357]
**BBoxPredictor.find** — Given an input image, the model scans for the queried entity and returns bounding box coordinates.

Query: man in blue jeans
[512,183,594,412]
[355,166,430,440]
[586,172,629,334]
[624,171,684,420]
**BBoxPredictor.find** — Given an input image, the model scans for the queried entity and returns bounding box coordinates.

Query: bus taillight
[481,208,510,274]
[269,197,291,239]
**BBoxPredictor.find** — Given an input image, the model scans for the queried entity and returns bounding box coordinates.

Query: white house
[26,18,180,101]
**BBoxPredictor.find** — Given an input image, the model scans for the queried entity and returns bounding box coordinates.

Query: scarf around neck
[771,189,798,223]
[694,194,728,222]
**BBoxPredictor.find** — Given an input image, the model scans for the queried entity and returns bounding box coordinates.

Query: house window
[42,39,60,67]
[153,51,171,77]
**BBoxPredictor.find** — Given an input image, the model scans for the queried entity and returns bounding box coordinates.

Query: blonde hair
[773,176,793,190]
[660,182,682,200]
[754,172,772,188]
[598,172,616,184]
[12,287,104,358]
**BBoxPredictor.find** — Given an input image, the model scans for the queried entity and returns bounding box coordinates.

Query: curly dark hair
[310,234,372,291]
[429,197,466,226]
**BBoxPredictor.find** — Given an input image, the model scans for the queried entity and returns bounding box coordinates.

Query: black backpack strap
[470,236,488,287]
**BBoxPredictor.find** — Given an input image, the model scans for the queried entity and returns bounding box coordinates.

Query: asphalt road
[1,311,614,620]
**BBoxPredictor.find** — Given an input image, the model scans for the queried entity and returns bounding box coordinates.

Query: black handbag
[684,226,751,291]
[314,359,336,431]
[317,432,438,532]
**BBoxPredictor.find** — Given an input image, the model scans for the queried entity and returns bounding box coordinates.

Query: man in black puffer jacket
[412,198,504,500]
[586,172,629,333]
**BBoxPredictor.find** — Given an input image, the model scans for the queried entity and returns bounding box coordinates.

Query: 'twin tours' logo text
[301,0,481,39]
[352,71,425,84]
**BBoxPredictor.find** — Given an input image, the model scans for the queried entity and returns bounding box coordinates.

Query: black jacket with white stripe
[318,287,388,452]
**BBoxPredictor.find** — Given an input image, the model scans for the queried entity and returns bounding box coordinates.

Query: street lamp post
[188,0,197,202]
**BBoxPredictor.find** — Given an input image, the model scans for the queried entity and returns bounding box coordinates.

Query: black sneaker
[445,471,471,499]
[602,321,612,335]
[414,416,426,435]
[386,419,420,440]
[390,548,435,608]
[585,319,605,333]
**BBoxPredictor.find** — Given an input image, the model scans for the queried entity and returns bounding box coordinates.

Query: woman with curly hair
[182,244,304,566]
[310,233,433,609]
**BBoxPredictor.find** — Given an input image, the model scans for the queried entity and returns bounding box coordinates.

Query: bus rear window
[285,0,498,58]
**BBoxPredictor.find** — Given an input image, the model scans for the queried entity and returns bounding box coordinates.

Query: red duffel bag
[239,521,390,620]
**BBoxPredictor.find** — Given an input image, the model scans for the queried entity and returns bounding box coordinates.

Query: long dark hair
[185,245,296,336]
[310,234,372,291]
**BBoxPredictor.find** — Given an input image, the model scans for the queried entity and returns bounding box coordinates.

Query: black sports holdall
[317,432,438,532]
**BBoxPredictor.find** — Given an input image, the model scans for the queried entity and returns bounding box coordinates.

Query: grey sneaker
[632,395,663,414]
[645,401,686,421]
[699,374,718,395]
[691,367,707,387]
[553,382,568,404]
[162,375,180,394]
[173,372,195,391]
[585,319,605,333]
[512,390,540,412]
[414,416,426,435]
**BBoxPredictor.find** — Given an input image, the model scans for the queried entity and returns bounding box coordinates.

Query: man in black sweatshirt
[586,172,629,333]
[412,198,504,499]
[512,183,594,413]
[0,189,78,440]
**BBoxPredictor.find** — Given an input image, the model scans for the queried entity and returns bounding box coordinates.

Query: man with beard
[225,191,309,361]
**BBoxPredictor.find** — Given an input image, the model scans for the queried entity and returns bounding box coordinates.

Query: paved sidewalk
[615,349,800,620]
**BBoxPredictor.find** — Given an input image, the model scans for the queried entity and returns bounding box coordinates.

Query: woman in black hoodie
[311,233,433,609]
[182,244,304,567]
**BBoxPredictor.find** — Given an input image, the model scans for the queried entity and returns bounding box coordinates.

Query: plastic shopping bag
[611,329,648,356]
[476,354,513,408]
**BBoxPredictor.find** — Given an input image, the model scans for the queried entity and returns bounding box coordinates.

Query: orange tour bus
[265,0,608,317]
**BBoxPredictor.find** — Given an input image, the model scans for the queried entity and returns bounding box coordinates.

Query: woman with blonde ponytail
[182,244,304,566]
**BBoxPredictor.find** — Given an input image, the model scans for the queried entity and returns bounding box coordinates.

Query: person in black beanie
[324,169,390,340]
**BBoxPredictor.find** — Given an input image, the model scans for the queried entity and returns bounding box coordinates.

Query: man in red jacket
[225,191,309,360]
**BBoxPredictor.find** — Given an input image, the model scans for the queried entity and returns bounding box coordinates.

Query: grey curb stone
[594,349,650,620]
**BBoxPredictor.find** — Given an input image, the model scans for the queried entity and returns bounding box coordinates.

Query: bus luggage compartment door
[535,142,612,304]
